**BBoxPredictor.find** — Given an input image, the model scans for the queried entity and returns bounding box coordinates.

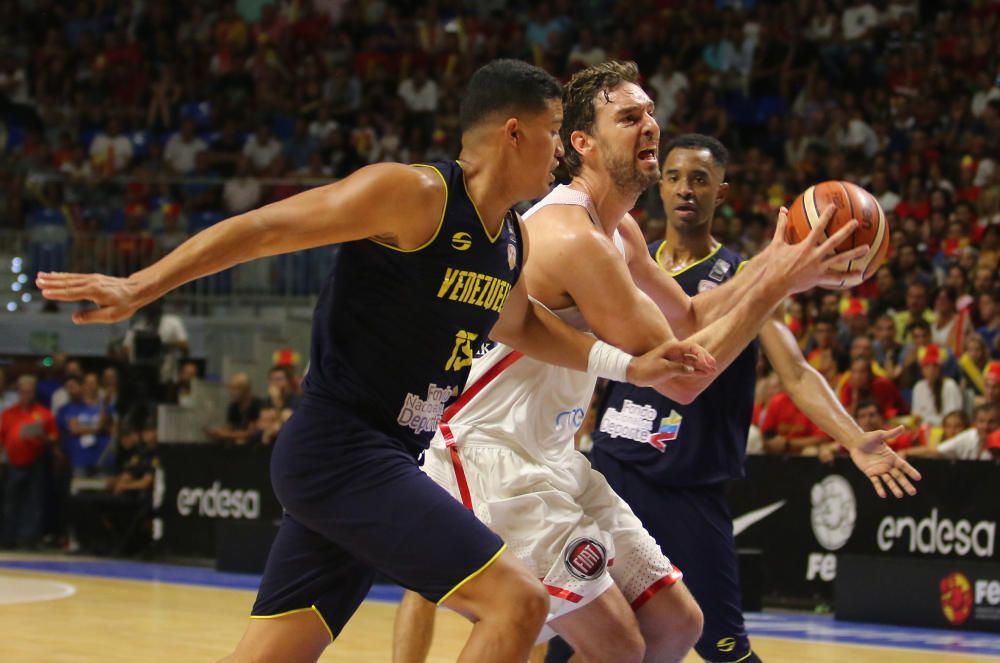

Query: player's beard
[601,139,660,196]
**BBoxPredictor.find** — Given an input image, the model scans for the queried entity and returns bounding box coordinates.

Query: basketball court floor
[2,553,999,662]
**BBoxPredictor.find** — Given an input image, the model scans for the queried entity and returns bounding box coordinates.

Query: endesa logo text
[176,481,261,519]
[877,509,996,558]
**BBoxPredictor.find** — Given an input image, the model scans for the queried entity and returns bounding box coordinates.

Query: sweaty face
[660,147,725,234]
[589,82,660,194]
[513,97,565,200]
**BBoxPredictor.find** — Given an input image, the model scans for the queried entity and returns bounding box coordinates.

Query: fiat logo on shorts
[564,537,607,580]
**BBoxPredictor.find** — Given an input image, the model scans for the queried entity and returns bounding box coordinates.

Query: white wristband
[587,340,633,382]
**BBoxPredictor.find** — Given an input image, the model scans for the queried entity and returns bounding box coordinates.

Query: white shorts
[422,444,682,641]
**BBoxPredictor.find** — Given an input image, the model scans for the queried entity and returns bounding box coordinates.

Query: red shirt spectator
[760,391,826,452]
[838,357,908,418]
[1,395,57,466]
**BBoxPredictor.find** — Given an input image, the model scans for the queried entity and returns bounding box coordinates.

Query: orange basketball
[785,180,890,290]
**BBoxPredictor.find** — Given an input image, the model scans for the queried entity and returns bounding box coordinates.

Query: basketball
[785,181,890,290]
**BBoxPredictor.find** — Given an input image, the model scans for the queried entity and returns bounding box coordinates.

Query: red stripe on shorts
[630,567,684,611]
[544,584,584,603]
[438,350,525,510]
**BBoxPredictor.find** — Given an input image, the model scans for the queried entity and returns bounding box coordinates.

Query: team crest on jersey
[708,259,731,282]
[648,410,683,452]
[451,231,472,251]
[564,537,607,580]
[697,279,719,293]
[507,243,517,270]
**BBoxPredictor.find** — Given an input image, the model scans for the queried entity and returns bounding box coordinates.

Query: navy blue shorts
[250,404,505,639]
[591,446,752,662]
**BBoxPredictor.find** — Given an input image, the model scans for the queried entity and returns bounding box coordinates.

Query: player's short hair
[460,59,562,133]
[561,60,641,177]
[662,134,730,168]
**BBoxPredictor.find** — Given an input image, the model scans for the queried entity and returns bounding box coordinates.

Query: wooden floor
[1,567,998,662]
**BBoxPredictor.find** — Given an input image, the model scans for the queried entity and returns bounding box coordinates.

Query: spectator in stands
[163,119,208,175]
[265,364,300,415]
[110,202,156,277]
[910,344,965,425]
[1,374,57,548]
[903,403,999,460]
[122,299,189,387]
[223,157,262,214]
[839,356,908,419]
[761,389,828,455]
[88,117,133,175]
[242,123,283,174]
[974,290,1000,352]
[164,360,198,407]
[942,410,970,443]
[206,372,261,445]
[873,313,904,381]
[49,358,83,415]
[246,406,283,446]
[959,333,990,400]
[893,282,934,342]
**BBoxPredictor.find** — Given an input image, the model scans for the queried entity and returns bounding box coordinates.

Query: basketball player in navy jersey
[546,134,921,663]
[394,63,917,663]
[36,61,714,663]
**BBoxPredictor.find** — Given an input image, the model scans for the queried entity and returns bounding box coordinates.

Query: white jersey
[423,186,680,632]
[428,185,625,465]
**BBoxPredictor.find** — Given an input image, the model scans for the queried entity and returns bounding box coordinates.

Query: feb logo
[648,410,682,452]
[564,537,607,581]
[940,572,973,626]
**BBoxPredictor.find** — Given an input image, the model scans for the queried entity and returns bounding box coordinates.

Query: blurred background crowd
[1,0,999,552]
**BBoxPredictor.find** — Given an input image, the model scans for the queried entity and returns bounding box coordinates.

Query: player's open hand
[626,338,716,387]
[847,426,922,499]
[36,272,144,324]
[762,205,871,294]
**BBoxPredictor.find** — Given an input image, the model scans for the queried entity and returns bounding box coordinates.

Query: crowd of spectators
[0,344,301,551]
[1,0,1000,546]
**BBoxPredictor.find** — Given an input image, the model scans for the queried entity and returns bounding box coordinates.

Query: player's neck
[660,223,717,270]
[456,152,516,236]
[568,172,640,236]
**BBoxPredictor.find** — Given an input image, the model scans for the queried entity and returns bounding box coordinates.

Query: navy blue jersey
[591,242,757,485]
[301,160,523,453]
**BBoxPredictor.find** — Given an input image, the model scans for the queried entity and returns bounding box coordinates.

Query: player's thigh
[227,608,332,663]
[548,583,644,661]
[440,548,548,624]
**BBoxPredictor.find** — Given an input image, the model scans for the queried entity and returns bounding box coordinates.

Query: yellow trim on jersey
[436,543,507,605]
[456,160,502,244]
[655,240,724,276]
[249,605,334,642]
[368,163,448,253]
[735,259,749,274]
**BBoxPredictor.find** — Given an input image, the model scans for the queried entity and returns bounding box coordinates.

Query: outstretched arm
[762,316,922,498]
[38,163,446,323]
[491,218,715,388]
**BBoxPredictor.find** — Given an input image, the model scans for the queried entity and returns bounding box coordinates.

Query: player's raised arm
[37,163,444,324]
[489,217,715,389]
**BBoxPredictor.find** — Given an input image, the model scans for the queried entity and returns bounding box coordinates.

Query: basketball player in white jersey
[392,61,904,663]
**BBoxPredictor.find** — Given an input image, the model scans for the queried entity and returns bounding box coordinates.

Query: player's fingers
[869,474,887,499]
[896,457,923,483]
[823,244,869,265]
[891,468,917,496]
[881,425,906,440]
[817,218,859,253]
[72,306,125,325]
[772,207,789,243]
[807,204,837,240]
[882,472,905,499]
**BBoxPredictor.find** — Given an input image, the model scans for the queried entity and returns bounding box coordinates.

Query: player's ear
[716,181,730,208]
[504,118,519,145]
[569,130,590,161]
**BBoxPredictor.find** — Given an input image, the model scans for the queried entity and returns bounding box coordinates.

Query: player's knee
[679,600,704,647]
[505,574,549,631]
